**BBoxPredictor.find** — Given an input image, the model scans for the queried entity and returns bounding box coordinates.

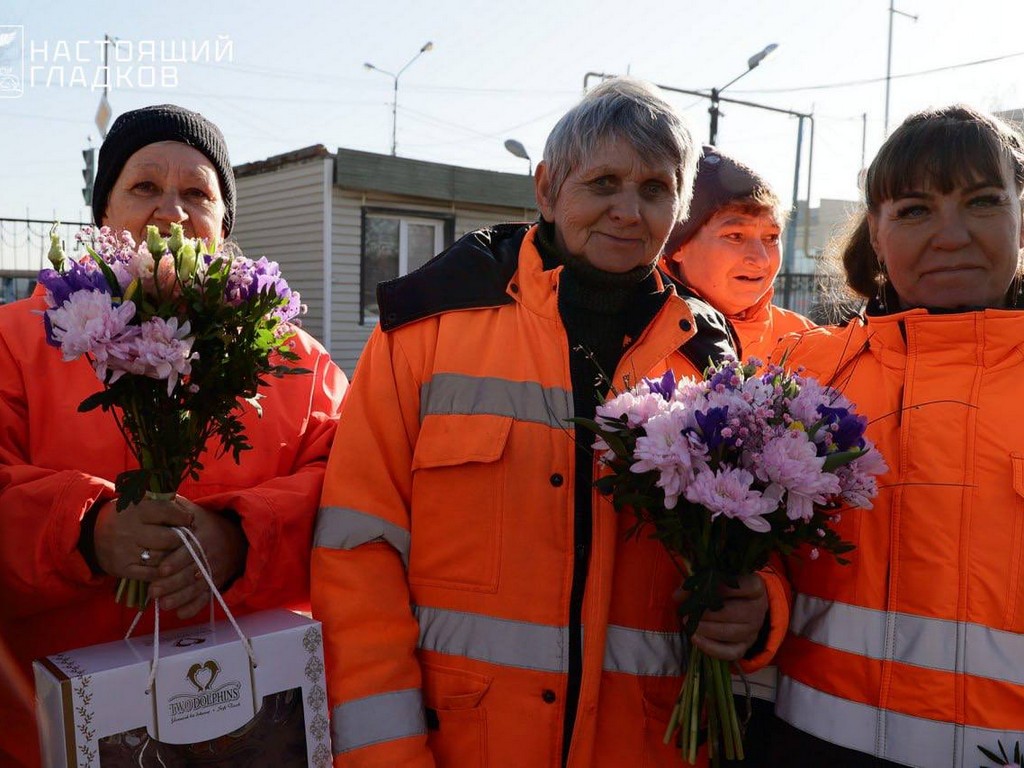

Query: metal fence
[773,271,861,323]
[0,218,91,304]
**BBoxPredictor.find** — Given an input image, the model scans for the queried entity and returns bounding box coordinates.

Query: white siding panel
[234,160,327,344]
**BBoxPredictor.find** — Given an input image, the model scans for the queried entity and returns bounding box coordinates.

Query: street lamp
[708,43,778,145]
[364,41,434,156]
[504,139,532,174]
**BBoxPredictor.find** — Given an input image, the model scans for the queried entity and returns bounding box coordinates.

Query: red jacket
[0,288,347,768]
[312,225,788,768]
[772,309,1024,766]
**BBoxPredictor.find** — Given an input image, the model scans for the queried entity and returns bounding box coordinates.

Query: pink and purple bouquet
[578,357,887,765]
[39,223,307,607]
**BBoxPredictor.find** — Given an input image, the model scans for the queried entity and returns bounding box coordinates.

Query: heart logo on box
[186,660,220,691]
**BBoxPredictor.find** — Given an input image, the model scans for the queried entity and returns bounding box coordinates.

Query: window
[360,209,453,323]
[0,275,36,305]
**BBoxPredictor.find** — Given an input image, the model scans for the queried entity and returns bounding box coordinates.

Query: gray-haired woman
[311,77,787,767]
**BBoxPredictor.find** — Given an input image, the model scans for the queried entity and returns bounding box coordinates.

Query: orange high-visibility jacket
[0,288,347,768]
[727,288,815,363]
[772,308,1024,767]
[312,224,789,768]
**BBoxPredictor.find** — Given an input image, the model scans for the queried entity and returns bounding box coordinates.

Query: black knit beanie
[665,145,770,255]
[92,104,236,235]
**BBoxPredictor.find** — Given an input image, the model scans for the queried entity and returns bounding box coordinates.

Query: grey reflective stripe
[415,606,569,672]
[415,608,684,678]
[420,373,573,428]
[602,624,683,677]
[314,506,410,567]
[777,675,1024,768]
[791,593,1024,686]
[331,688,425,754]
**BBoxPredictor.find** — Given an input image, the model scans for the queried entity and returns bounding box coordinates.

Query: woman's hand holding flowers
[677,574,768,662]
[92,496,194,580]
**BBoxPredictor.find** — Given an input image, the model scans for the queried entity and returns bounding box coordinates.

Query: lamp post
[884,2,918,135]
[708,43,778,146]
[364,41,434,156]
[503,139,532,174]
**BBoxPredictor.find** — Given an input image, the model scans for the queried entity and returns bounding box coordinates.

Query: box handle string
[124,525,258,694]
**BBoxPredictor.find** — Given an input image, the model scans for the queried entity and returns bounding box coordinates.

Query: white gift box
[34,609,332,768]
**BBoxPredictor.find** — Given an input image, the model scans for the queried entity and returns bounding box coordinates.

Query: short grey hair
[541,76,698,219]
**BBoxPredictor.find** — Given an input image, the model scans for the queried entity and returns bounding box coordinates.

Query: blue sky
[3,0,1024,227]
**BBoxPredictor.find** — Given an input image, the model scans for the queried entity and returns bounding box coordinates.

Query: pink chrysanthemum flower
[755,429,841,521]
[631,406,707,508]
[684,466,775,532]
[46,289,137,364]
[107,317,196,395]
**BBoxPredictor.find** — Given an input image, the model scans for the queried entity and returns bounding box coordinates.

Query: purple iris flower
[708,365,740,392]
[38,262,110,308]
[817,404,867,450]
[645,369,676,401]
[695,406,730,450]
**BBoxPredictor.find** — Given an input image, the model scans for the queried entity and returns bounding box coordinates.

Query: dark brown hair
[841,105,1024,300]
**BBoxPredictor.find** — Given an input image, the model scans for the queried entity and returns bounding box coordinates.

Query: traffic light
[82,148,96,206]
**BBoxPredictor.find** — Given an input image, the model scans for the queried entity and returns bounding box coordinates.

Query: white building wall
[233,159,327,344]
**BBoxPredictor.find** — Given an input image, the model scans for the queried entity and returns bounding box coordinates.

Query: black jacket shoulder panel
[658,267,740,369]
[377,223,531,332]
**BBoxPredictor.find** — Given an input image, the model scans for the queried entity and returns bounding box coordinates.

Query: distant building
[787,197,860,272]
[233,145,537,372]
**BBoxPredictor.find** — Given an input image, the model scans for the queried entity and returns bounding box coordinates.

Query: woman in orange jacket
[0,105,348,768]
[663,146,814,362]
[311,78,789,768]
[769,105,1024,767]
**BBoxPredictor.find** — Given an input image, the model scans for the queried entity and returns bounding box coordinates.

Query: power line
[733,50,1024,95]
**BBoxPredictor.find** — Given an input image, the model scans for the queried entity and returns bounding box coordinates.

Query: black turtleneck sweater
[534,221,669,765]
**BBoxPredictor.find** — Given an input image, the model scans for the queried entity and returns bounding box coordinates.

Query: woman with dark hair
[769,105,1024,767]
[664,145,814,362]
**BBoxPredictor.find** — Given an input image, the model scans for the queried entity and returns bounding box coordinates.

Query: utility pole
[884,1,918,136]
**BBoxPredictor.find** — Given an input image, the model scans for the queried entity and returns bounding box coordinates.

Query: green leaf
[78,390,114,412]
[977,745,1004,763]
[822,448,867,472]
[85,246,123,296]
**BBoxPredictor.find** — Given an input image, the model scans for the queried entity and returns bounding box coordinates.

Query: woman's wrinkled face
[102,141,226,244]
[868,157,1024,310]
[670,206,782,317]
[535,137,680,273]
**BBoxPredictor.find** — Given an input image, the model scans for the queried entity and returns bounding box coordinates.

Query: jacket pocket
[423,662,491,768]
[641,688,686,768]
[410,414,511,591]
[1003,454,1024,630]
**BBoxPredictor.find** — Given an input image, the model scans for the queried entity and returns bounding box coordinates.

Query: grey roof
[234,144,536,210]
[334,148,536,209]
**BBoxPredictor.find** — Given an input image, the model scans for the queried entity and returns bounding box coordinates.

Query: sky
[2,0,1024,231]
